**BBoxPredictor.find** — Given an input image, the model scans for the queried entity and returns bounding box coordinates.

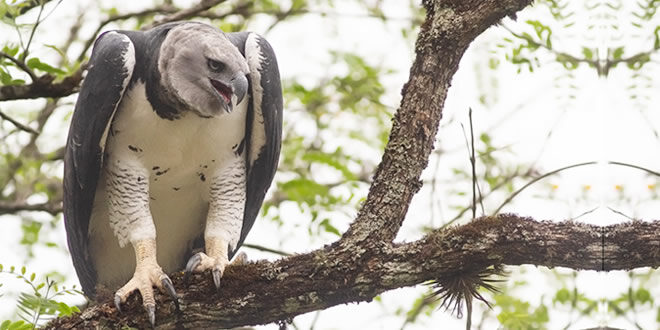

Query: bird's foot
[184,237,246,289]
[114,239,178,327]
[185,251,228,289]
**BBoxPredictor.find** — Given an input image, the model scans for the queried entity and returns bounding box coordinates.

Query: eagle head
[158,23,250,117]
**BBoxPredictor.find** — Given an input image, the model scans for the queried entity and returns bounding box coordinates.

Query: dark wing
[227,32,283,258]
[63,32,135,295]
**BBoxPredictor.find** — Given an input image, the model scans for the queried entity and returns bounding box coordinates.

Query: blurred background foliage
[1,0,660,328]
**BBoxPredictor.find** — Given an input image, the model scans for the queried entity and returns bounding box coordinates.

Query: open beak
[210,74,248,113]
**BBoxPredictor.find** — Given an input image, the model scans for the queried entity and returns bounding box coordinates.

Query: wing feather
[63,32,135,295]
[227,32,283,258]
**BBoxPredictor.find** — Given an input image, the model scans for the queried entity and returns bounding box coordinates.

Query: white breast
[89,82,247,288]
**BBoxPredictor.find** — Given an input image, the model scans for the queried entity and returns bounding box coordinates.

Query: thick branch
[0,67,85,101]
[341,0,534,245]
[0,199,62,215]
[45,215,657,329]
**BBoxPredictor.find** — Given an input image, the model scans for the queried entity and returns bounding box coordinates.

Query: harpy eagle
[63,21,282,324]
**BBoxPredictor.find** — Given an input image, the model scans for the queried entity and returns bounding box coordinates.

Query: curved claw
[212,268,222,289]
[114,294,122,313]
[145,303,155,328]
[161,275,179,310]
[185,253,202,281]
[233,251,248,265]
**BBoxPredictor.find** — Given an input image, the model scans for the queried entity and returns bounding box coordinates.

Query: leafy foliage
[0,264,82,327]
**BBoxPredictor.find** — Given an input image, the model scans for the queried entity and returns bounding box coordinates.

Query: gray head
[158,23,249,117]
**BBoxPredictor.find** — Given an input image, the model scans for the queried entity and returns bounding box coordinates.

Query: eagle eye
[207,58,225,72]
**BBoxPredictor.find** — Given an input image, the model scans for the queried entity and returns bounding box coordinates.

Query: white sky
[1,0,659,329]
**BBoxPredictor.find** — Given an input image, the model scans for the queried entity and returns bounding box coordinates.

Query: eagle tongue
[210,79,232,104]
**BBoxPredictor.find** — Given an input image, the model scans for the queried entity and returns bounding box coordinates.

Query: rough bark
[342,0,531,245]
[0,68,84,101]
[45,215,659,329]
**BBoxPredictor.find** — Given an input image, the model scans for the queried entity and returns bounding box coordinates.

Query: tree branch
[45,214,658,329]
[341,0,534,245]
[0,199,62,216]
[0,66,85,101]
[0,108,39,134]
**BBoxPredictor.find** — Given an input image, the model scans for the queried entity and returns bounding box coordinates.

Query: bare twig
[0,108,39,135]
[20,0,47,62]
[469,108,480,218]
[607,207,636,221]
[76,7,178,63]
[608,161,660,177]
[0,51,38,83]
[243,243,291,257]
[491,161,597,215]
[146,0,228,29]
[443,170,526,228]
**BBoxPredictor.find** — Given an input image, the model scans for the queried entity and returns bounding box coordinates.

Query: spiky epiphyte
[428,265,506,328]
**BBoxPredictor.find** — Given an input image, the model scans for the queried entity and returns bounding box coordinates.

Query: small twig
[443,170,525,227]
[243,243,291,256]
[468,108,484,217]
[308,310,321,330]
[469,109,477,219]
[20,0,47,62]
[76,7,178,62]
[0,108,39,135]
[606,207,636,221]
[460,109,482,220]
[570,206,599,221]
[4,0,54,18]
[491,161,597,215]
[608,161,660,177]
[0,51,38,83]
[146,0,228,29]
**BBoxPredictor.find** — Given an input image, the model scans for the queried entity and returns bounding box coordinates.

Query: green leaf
[280,178,329,205]
[5,320,30,330]
[319,219,340,236]
[20,220,42,246]
[26,57,65,75]
[634,288,652,304]
[302,150,356,181]
[582,47,593,60]
[611,47,624,60]
[2,44,19,57]
[554,288,570,304]
[44,44,69,67]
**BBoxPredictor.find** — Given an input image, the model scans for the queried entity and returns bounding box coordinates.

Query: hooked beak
[210,74,248,113]
[231,74,248,108]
